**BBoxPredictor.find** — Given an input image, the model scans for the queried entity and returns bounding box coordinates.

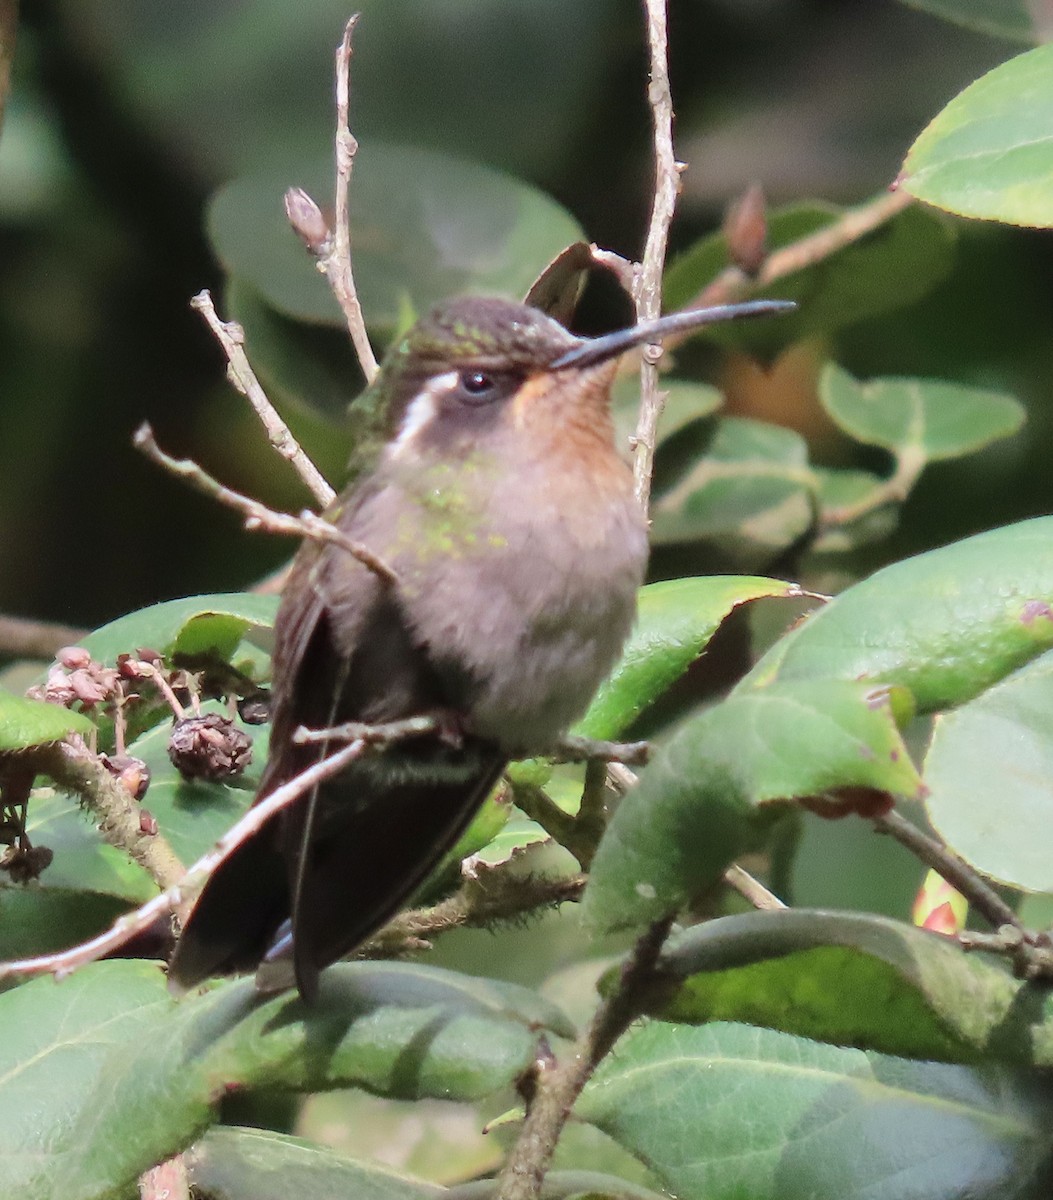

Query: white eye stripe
[392,370,459,453]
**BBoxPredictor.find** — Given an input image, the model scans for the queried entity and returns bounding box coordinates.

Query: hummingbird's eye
[459,370,495,396]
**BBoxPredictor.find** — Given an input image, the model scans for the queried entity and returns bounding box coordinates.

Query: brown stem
[37,739,185,891]
[686,188,913,318]
[0,614,88,661]
[631,0,681,512]
[190,290,335,508]
[326,14,378,381]
[874,807,1026,937]
[496,916,674,1200]
[133,423,396,585]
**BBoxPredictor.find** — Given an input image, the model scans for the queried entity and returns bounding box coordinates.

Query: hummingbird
[168,293,793,1000]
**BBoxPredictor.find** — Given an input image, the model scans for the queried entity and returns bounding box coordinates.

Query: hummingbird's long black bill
[550,298,796,371]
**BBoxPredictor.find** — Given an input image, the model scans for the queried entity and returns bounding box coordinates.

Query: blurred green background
[1,0,1046,632]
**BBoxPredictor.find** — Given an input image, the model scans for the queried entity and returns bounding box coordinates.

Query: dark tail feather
[167,821,289,992]
[288,757,505,1000]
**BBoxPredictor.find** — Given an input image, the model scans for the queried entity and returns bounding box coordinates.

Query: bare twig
[325,15,378,381]
[134,423,396,585]
[631,0,681,512]
[874,808,1027,937]
[190,290,335,508]
[293,714,438,746]
[551,735,650,766]
[0,733,376,986]
[0,614,88,661]
[496,916,674,1200]
[363,870,586,958]
[0,0,17,142]
[685,187,913,317]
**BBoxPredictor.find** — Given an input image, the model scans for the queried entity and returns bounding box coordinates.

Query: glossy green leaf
[584,680,920,933]
[649,417,817,564]
[663,202,955,359]
[207,143,583,331]
[0,958,572,1200]
[641,909,1053,1067]
[898,0,1038,43]
[925,649,1053,891]
[578,575,810,740]
[902,44,1053,226]
[741,516,1053,712]
[80,594,279,667]
[578,1021,1053,1200]
[820,362,1024,459]
[187,1127,442,1200]
[0,689,92,750]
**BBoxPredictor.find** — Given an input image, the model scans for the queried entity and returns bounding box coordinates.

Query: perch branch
[134,423,396,585]
[874,807,1026,936]
[496,916,675,1200]
[631,0,681,512]
[190,289,335,508]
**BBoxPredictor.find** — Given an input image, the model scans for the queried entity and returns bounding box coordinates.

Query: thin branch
[134,423,396,585]
[0,734,375,986]
[496,916,674,1200]
[190,290,335,508]
[0,613,88,661]
[631,0,681,512]
[874,807,1027,937]
[363,870,586,958]
[326,14,378,381]
[686,187,913,317]
[0,0,17,142]
[550,735,650,766]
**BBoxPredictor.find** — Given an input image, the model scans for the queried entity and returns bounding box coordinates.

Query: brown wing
[169,511,504,999]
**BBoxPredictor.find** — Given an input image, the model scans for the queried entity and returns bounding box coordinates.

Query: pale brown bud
[285,186,331,256]
[724,182,768,277]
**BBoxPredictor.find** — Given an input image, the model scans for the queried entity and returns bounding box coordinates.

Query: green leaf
[24,789,155,902]
[80,594,279,667]
[207,143,584,332]
[811,467,900,553]
[577,575,810,740]
[0,689,92,750]
[583,680,920,933]
[902,44,1053,227]
[0,886,131,960]
[663,201,955,359]
[820,362,1024,459]
[643,909,1053,1067]
[898,0,1039,43]
[0,959,572,1199]
[577,1021,1053,1200]
[741,516,1053,712]
[649,417,817,565]
[925,648,1053,891]
[187,1126,442,1200]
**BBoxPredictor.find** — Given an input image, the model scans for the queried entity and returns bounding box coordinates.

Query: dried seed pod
[1,843,54,884]
[168,714,253,781]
